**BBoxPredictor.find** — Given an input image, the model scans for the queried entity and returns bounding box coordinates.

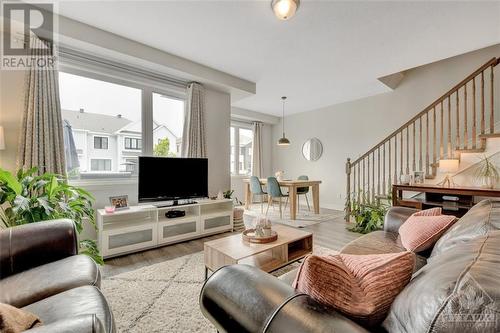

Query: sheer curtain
[182,82,207,158]
[18,38,66,174]
[252,122,263,177]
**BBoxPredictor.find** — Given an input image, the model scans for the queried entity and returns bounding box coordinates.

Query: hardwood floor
[102,208,361,278]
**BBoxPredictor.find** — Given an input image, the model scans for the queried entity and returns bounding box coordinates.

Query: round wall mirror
[302,138,323,161]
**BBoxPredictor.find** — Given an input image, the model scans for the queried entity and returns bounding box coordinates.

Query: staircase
[345,57,500,220]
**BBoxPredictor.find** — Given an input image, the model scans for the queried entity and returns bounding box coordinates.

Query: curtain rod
[59,47,188,89]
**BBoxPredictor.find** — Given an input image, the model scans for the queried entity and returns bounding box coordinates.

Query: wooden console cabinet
[97,199,233,258]
[392,184,500,217]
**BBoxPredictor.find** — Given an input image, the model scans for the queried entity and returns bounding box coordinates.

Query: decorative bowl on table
[242,229,278,243]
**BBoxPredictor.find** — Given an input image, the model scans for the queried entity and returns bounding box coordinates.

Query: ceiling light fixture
[277,96,291,146]
[271,0,300,20]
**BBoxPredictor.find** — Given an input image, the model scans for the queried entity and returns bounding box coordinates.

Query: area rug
[244,204,344,228]
[101,245,336,333]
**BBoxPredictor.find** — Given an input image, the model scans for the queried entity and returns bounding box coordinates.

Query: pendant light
[277,96,291,146]
[271,0,300,20]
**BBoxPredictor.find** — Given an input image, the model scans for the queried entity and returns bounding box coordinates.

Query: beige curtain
[18,38,65,174]
[252,122,263,177]
[182,82,207,158]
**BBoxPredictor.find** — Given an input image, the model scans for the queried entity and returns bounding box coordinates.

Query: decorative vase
[275,170,284,181]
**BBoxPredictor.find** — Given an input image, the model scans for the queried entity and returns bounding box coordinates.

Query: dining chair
[297,175,311,212]
[250,176,267,213]
[266,176,288,219]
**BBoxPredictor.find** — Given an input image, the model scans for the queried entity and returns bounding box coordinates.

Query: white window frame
[231,121,254,176]
[59,52,187,186]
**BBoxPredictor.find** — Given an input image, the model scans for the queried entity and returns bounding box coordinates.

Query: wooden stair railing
[345,57,500,220]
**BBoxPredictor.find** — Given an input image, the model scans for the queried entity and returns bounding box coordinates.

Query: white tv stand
[97,199,233,258]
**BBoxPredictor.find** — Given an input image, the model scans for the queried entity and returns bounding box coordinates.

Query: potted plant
[0,167,103,264]
[473,155,500,189]
[347,191,389,234]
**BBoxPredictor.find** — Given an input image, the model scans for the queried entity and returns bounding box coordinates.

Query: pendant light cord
[282,96,286,137]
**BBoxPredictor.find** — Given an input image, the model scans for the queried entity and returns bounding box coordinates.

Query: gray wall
[272,44,500,210]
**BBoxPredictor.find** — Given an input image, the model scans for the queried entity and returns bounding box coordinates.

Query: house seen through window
[230,125,253,176]
[59,72,185,181]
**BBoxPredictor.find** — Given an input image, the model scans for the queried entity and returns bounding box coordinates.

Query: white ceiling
[55,1,500,116]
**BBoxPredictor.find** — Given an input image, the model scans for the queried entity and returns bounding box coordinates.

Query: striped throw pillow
[399,214,456,252]
[293,252,415,327]
[412,207,442,217]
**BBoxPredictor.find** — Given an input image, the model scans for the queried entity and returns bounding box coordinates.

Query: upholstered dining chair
[266,176,289,219]
[250,176,267,213]
[297,175,311,212]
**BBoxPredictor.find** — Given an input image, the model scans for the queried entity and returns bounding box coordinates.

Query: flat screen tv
[138,156,208,203]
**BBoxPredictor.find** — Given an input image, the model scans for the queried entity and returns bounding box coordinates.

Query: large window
[231,125,253,176]
[59,70,185,181]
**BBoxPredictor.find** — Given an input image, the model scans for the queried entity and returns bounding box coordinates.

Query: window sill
[69,178,138,190]
[231,174,251,179]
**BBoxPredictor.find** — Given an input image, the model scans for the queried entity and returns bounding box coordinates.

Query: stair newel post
[440,101,444,159]
[481,71,485,135]
[448,97,452,156]
[491,65,495,134]
[345,158,351,222]
[464,84,468,149]
[472,76,477,149]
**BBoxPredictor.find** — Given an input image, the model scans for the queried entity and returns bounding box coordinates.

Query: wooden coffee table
[204,224,313,279]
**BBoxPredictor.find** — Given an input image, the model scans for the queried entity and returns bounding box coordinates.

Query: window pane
[59,72,142,180]
[230,127,236,174]
[239,128,253,175]
[152,93,184,157]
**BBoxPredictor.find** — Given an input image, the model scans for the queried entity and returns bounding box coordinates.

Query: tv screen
[138,156,208,203]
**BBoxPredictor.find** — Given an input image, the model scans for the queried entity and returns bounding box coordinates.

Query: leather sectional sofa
[0,219,114,333]
[200,199,500,332]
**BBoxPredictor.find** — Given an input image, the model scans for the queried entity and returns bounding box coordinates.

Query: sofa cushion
[383,231,500,333]
[399,214,457,252]
[293,252,415,327]
[0,302,42,332]
[431,199,500,257]
[341,231,427,272]
[0,255,100,308]
[23,286,114,333]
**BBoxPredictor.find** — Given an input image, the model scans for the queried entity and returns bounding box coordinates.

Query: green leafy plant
[347,192,389,234]
[153,138,176,157]
[223,190,234,199]
[0,167,103,265]
[473,155,499,189]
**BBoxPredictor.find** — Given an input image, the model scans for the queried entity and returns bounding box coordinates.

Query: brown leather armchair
[0,219,114,333]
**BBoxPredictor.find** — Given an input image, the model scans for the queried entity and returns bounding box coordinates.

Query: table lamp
[437,159,459,187]
[0,126,5,150]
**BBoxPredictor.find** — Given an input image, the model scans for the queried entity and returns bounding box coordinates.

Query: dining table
[243,178,322,220]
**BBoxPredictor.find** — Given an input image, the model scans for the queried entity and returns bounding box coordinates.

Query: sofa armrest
[200,265,370,333]
[384,206,417,233]
[25,315,105,333]
[0,219,78,279]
